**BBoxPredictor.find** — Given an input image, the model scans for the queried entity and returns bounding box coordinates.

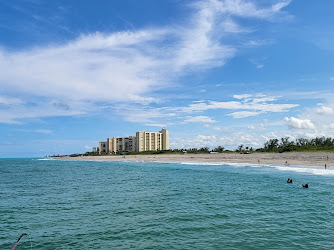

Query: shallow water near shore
[1,158,334,249]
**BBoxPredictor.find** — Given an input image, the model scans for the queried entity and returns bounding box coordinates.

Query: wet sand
[59,152,334,167]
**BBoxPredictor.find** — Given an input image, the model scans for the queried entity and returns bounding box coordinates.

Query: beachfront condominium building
[107,136,137,154]
[98,141,107,154]
[98,128,169,154]
[136,128,169,152]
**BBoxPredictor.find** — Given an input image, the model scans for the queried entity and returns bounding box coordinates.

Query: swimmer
[287,178,293,183]
[302,182,308,188]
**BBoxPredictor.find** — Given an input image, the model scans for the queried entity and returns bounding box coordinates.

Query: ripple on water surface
[1,159,334,249]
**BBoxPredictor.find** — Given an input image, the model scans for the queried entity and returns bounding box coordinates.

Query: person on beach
[287,178,292,183]
[285,161,289,165]
[325,163,327,169]
[302,182,308,188]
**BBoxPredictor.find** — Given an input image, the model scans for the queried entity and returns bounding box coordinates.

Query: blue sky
[1,0,334,157]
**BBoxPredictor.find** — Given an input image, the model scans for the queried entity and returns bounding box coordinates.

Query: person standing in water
[302,182,308,188]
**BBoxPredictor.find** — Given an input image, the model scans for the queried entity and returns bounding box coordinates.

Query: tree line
[257,136,334,153]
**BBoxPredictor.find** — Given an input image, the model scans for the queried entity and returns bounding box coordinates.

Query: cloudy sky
[1,0,334,157]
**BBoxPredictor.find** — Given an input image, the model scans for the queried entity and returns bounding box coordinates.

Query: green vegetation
[81,151,99,156]
[256,137,334,153]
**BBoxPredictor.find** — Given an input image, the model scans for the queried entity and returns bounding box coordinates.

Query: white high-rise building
[136,128,169,152]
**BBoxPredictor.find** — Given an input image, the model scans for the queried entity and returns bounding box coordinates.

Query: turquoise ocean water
[1,158,334,249]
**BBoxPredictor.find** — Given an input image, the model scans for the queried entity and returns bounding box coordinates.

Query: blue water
[1,158,334,249]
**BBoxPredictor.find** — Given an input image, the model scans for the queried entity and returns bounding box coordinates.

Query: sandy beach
[59,152,334,167]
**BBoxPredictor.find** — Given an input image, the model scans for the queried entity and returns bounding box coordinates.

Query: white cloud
[248,125,256,130]
[202,124,222,130]
[33,129,53,134]
[197,0,291,19]
[173,4,236,70]
[0,0,292,124]
[0,30,166,103]
[184,116,217,123]
[15,129,53,134]
[233,94,252,100]
[330,77,334,81]
[284,117,315,129]
[0,99,91,124]
[249,59,264,69]
[221,18,251,33]
[170,95,298,115]
[244,39,272,47]
[96,93,299,127]
[145,123,168,127]
[315,106,334,115]
[251,96,276,103]
[248,124,267,131]
[229,111,262,118]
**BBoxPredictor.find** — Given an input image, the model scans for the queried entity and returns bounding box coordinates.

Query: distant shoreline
[58,152,334,167]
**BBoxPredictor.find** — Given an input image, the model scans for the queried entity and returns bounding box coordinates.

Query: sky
[0,0,334,157]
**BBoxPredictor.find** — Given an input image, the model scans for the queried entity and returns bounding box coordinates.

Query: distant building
[98,128,169,154]
[92,147,98,152]
[136,128,169,152]
[99,141,107,154]
[107,136,137,154]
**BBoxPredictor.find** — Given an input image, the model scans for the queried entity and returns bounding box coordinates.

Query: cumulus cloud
[315,106,334,115]
[284,117,315,129]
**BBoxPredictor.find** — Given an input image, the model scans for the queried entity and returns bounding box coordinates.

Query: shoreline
[58,152,334,167]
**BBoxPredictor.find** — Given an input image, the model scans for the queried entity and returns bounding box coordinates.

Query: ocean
[1,158,334,249]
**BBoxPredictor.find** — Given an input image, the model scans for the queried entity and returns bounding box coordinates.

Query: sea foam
[174,161,334,176]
